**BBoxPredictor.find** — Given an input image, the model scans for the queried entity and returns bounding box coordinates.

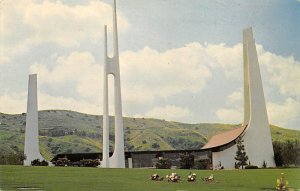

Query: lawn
[0,166,299,191]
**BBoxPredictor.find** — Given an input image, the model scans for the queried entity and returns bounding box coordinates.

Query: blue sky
[0,0,299,130]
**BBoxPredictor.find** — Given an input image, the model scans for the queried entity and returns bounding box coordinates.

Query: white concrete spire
[242,27,276,167]
[243,29,251,126]
[24,74,44,166]
[102,0,125,168]
[204,28,276,169]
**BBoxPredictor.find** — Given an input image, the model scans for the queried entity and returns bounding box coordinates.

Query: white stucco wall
[212,145,237,169]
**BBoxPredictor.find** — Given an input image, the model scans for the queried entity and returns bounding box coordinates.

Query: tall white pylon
[102,0,125,168]
[201,28,276,169]
[24,74,44,166]
[242,27,276,167]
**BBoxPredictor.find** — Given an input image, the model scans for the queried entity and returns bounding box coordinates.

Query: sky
[0,0,300,130]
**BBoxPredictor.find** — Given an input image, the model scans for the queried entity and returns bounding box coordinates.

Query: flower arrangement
[166,173,181,182]
[201,174,214,182]
[150,173,164,181]
[187,173,197,182]
[276,173,289,191]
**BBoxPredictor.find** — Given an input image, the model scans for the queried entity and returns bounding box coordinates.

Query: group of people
[150,172,214,183]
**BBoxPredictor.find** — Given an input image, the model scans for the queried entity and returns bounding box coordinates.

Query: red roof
[201,125,247,149]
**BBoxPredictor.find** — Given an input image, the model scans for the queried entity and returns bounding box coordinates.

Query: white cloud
[216,108,243,124]
[2,40,299,130]
[0,91,101,115]
[38,92,101,115]
[0,92,27,114]
[0,0,129,63]
[259,51,300,96]
[227,90,243,104]
[22,0,129,46]
[216,97,300,128]
[141,105,191,121]
[30,51,123,114]
[205,43,243,78]
[29,44,214,114]
[122,86,155,105]
[214,44,300,128]
[215,89,243,124]
[30,51,102,99]
[120,44,212,100]
[267,98,300,127]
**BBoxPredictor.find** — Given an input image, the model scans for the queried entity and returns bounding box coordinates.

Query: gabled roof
[201,125,247,150]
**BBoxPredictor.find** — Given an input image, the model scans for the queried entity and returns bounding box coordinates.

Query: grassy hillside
[0,110,299,160]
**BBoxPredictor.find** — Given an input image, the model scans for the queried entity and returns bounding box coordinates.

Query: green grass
[0,166,299,191]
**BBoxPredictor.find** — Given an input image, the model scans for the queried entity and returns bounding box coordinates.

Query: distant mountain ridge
[0,110,299,160]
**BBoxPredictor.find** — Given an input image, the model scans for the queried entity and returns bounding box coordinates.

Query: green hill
[0,110,299,160]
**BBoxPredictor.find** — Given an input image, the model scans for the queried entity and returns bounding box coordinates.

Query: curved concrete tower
[202,28,275,169]
[242,27,275,167]
[102,0,125,168]
[24,74,44,166]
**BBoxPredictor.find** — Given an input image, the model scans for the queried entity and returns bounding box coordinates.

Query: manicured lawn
[0,165,299,191]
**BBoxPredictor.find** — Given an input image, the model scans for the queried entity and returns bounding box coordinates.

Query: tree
[31,159,49,166]
[273,140,300,167]
[282,140,297,166]
[155,158,171,169]
[273,141,284,166]
[151,143,160,149]
[194,159,210,170]
[179,153,194,169]
[235,137,248,169]
[0,152,26,165]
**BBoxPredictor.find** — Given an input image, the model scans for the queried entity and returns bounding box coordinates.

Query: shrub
[0,152,26,165]
[31,159,40,166]
[152,143,160,149]
[262,160,267,168]
[273,140,300,167]
[40,160,49,166]
[79,159,100,167]
[156,158,172,169]
[194,159,210,170]
[245,165,258,169]
[235,162,239,169]
[53,157,70,166]
[179,153,194,169]
[31,159,49,166]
